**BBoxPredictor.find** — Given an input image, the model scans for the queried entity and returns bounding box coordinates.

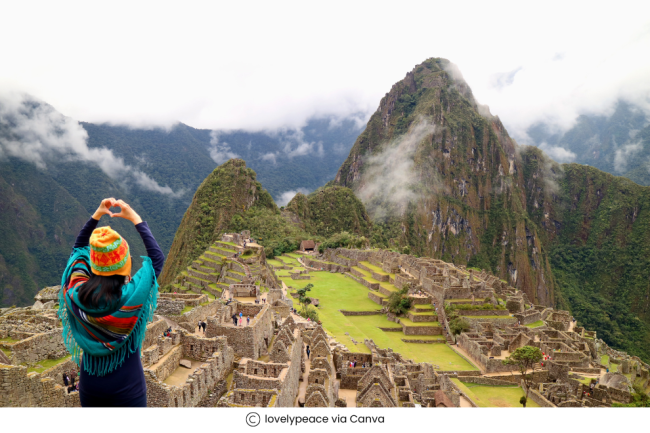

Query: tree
[387,286,412,315]
[502,345,543,404]
[449,317,470,335]
[296,283,314,315]
[519,396,527,408]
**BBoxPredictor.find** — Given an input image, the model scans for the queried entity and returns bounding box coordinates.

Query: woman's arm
[73,217,99,250]
[72,198,115,251]
[135,221,165,278]
[111,200,165,278]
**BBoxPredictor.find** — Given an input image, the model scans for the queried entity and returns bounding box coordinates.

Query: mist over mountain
[525,101,650,186]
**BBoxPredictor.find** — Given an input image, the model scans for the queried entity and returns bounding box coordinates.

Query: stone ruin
[2,239,649,408]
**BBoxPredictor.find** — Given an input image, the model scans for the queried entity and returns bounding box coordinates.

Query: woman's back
[59,198,164,407]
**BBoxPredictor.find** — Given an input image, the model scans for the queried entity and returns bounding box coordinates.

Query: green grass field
[26,355,72,374]
[525,320,545,328]
[452,379,540,407]
[280,271,477,370]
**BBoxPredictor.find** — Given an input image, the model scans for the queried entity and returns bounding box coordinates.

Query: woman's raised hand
[92,198,116,220]
[110,199,143,225]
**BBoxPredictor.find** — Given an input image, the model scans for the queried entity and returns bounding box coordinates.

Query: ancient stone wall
[178,301,224,326]
[339,310,382,316]
[156,299,185,316]
[206,304,273,359]
[147,345,183,382]
[182,334,229,361]
[0,364,81,407]
[145,344,234,407]
[9,331,67,365]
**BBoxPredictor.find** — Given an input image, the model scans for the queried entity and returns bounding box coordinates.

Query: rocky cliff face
[159,159,275,285]
[335,58,555,305]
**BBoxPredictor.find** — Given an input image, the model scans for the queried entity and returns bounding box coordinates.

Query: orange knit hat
[89,226,132,277]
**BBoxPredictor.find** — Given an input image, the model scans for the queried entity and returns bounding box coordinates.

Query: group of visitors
[254,298,266,304]
[163,327,172,337]
[197,320,207,333]
[541,351,555,367]
[347,358,371,368]
[62,370,78,394]
[581,380,598,400]
[230,312,250,326]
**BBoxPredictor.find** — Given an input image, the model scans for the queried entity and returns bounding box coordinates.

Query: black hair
[77,273,126,308]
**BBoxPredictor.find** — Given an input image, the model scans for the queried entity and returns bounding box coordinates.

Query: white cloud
[356,119,437,219]
[276,188,310,207]
[538,142,577,163]
[260,152,278,164]
[0,92,183,197]
[0,2,648,139]
[614,142,644,172]
[208,131,239,164]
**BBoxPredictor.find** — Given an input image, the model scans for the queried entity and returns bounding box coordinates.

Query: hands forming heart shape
[94,198,143,225]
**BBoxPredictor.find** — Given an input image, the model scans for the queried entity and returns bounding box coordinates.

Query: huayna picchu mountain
[334,58,650,361]
[160,159,372,287]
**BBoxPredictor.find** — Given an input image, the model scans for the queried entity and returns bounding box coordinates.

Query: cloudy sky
[2,0,650,143]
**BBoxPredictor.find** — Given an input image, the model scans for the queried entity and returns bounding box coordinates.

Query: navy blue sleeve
[73,217,99,251]
[135,221,165,278]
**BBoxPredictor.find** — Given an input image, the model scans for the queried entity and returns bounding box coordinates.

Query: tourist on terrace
[58,198,164,407]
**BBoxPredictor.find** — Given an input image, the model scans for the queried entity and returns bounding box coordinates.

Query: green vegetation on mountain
[0,159,88,307]
[159,159,274,285]
[285,185,371,237]
[160,161,375,283]
[521,148,650,360]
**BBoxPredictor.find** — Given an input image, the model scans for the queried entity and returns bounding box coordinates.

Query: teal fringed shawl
[57,247,158,376]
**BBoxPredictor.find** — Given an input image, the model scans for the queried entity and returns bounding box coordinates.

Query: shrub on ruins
[387,287,412,316]
[502,345,543,403]
[300,307,319,323]
[444,302,459,321]
[449,317,470,335]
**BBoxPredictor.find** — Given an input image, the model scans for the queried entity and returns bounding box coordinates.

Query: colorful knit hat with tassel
[89,226,131,276]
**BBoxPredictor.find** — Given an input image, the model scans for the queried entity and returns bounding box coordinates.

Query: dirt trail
[295,356,311,406]
[459,396,473,407]
[337,388,357,407]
